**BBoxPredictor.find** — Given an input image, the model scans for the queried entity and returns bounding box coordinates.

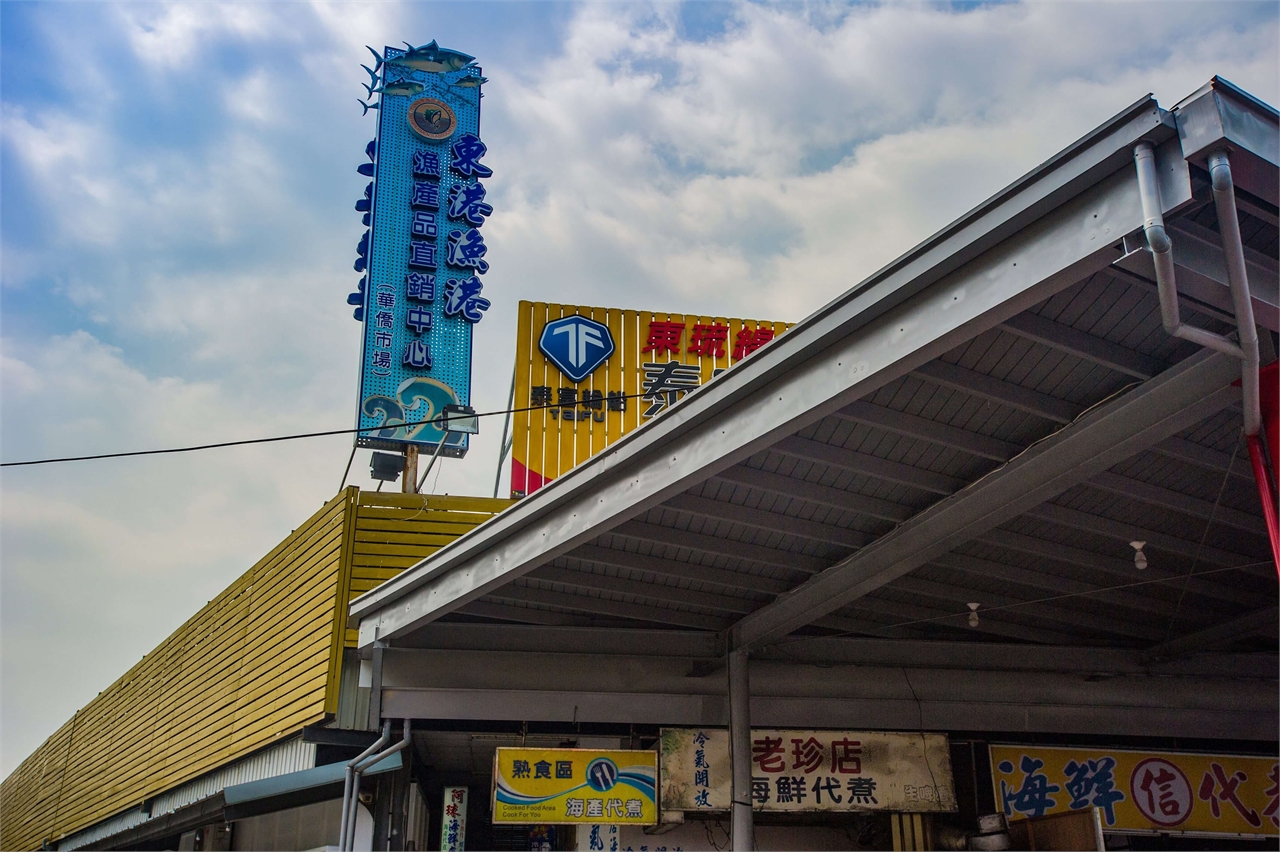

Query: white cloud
[2,0,1276,778]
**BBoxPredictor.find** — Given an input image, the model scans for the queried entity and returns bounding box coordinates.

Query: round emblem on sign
[1130,758,1193,827]
[407,98,456,140]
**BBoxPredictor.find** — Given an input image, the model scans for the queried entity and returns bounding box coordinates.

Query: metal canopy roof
[350,81,1278,673]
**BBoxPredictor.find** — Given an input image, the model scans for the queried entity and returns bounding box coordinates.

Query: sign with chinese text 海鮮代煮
[347,42,495,458]
[659,729,955,814]
[990,745,1278,837]
[439,786,467,851]
[492,748,658,825]
[510,301,792,497]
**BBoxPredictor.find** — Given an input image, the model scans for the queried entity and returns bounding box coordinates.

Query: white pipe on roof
[1133,141,1261,436]
[1206,149,1263,436]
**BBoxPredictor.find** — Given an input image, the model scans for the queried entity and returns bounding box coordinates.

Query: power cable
[1,389,666,468]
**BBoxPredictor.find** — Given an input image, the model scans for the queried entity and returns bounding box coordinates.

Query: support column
[402,446,419,494]
[728,648,752,851]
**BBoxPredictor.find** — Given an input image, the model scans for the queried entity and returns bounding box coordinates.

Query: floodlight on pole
[417,405,479,491]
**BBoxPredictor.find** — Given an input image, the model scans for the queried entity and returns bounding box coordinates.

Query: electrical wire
[0,389,666,468]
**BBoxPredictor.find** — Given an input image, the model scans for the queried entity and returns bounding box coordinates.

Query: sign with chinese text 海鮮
[660,729,955,813]
[990,745,1278,837]
[492,748,658,825]
[440,786,467,851]
[349,42,494,457]
[511,301,791,497]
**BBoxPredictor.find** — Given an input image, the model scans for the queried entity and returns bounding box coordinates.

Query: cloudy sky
[1,0,1276,777]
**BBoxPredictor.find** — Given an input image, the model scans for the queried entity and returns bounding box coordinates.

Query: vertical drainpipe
[1134,141,1279,574]
[728,649,753,851]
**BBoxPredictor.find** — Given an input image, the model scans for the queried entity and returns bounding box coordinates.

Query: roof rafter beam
[1150,436,1253,482]
[836,401,1020,461]
[976,528,1258,608]
[840,594,1076,645]
[1087,470,1266,535]
[607,521,829,574]
[565,544,795,596]
[932,551,1186,618]
[770,436,964,495]
[1143,607,1279,662]
[712,465,914,523]
[999,311,1164,380]
[664,493,871,549]
[531,565,760,615]
[491,584,730,632]
[727,350,1242,653]
[892,575,1163,641]
[1025,503,1272,576]
[912,359,1084,423]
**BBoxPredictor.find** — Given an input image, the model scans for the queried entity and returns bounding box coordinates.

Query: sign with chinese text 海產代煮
[510,301,791,497]
[348,42,495,457]
[492,748,658,825]
[439,786,467,852]
[991,745,1278,837]
[659,729,955,814]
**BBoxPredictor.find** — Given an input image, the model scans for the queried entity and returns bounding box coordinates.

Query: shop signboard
[990,745,1279,837]
[510,301,791,496]
[348,42,494,457]
[492,748,658,825]
[440,786,467,851]
[659,728,955,813]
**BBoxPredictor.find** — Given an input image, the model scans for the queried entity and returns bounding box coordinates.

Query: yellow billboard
[491,748,658,825]
[510,301,791,497]
[990,745,1278,837]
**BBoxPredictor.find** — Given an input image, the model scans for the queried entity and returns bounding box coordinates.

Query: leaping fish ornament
[366,40,476,74]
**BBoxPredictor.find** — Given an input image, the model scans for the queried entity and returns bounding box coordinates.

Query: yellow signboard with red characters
[510,301,791,497]
[990,745,1278,837]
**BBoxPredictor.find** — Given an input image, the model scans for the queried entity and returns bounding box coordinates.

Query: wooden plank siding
[1,488,511,851]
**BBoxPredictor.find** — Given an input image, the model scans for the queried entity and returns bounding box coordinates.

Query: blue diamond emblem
[539,315,615,383]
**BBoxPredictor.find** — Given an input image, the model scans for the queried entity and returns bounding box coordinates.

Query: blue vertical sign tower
[347,42,491,457]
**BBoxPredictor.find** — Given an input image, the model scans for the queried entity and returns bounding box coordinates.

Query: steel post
[728,648,753,851]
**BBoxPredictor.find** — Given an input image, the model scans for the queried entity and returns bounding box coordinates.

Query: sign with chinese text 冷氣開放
[510,301,792,497]
[491,748,658,825]
[348,42,494,457]
[440,786,467,851]
[990,745,1279,837]
[659,729,955,814]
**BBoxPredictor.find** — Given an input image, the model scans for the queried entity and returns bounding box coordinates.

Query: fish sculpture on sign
[366,41,476,74]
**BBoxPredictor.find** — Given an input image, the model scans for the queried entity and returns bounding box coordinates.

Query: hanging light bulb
[967,602,980,628]
[1130,540,1148,570]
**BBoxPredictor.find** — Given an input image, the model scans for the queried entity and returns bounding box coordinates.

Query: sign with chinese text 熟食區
[511,301,792,497]
[660,729,955,814]
[492,748,658,825]
[440,786,467,851]
[349,42,495,457]
[990,745,1279,837]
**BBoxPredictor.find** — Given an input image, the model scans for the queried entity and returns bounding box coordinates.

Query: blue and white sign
[539,315,616,383]
[346,42,492,456]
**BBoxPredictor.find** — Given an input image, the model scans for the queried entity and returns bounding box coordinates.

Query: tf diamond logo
[539,315,615,383]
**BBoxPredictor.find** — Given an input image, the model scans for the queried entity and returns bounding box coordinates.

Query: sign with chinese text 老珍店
[492,748,658,825]
[660,729,955,813]
[348,42,495,457]
[510,301,792,497]
[440,786,467,851]
[990,745,1279,837]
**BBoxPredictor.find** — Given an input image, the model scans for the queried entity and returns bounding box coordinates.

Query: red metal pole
[1247,435,1280,579]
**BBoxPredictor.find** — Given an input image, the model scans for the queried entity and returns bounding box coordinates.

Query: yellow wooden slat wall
[0,491,353,850]
[340,491,514,647]
[0,489,513,851]
[509,300,793,494]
